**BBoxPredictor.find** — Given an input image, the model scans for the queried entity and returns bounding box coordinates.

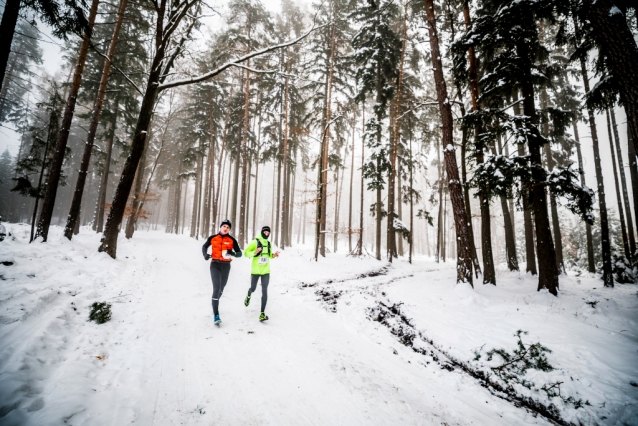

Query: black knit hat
[220,219,232,229]
[261,226,271,233]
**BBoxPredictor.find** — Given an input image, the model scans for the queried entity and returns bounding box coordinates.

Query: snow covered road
[1,226,636,425]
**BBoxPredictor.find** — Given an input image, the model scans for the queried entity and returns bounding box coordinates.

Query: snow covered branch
[157,22,328,91]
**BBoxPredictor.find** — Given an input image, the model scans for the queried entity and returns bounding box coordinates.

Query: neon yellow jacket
[243,235,275,275]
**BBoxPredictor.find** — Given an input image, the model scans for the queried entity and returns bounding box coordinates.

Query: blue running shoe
[214,314,221,325]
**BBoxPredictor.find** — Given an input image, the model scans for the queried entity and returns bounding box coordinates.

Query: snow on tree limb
[157,21,328,91]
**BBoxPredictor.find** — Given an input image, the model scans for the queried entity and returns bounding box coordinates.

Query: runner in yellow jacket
[243,226,279,321]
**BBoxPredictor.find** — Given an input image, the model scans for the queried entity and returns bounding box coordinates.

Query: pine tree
[352,0,401,261]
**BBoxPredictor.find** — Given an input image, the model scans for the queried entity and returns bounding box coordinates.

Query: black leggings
[210,261,231,315]
[248,274,270,312]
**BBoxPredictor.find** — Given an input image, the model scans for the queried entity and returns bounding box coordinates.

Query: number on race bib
[222,250,231,259]
[258,256,268,265]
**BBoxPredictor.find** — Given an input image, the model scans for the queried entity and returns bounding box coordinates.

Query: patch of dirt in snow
[368,301,574,426]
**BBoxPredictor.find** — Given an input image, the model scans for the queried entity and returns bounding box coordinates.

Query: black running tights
[210,261,231,315]
[248,274,270,312]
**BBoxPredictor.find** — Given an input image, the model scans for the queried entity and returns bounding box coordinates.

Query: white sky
[0,0,633,218]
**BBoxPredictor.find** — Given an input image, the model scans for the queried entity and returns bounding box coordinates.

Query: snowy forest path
[117,233,550,426]
[0,228,557,425]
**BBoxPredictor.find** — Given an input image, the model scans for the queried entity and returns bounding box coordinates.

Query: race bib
[258,256,268,265]
[222,250,231,260]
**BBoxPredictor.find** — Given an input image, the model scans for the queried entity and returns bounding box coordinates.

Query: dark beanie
[261,226,271,239]
[220,219,232,229]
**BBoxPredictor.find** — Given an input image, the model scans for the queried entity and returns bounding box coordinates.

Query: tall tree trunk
[627,126,638,242]
[495,137,519,271]
[462,0,491,281]
[189,147,203,238]
[288,164,296,246]
[239,59,251,245]
[125,144,147,238]
[181,179,188,233]
[606,109,631,259]
[348,115,355,253]
[408,135,414,264]
[280,49,290,249]
[333,151,340,252]
[355,103,365,256]
[174,173,182,233]
[518,41,559,295]
[573,122,596,272]
[0,0,21,93]
[132,143,164,236]
[82,169,92,227]
[586,0,638,146]
[36,0,100,241]
[540,87,565,273]
[436,141,443,264]
[94,100,119,232]
[398,165,404,257]
[513,101,537,274]
[315,21,336,260]
[425,0,473,284]
[252,99,262,237]
[611,108,636,256]
[387,9,408,262]
[64,0,128,240]
[573,12,612,284]
[30,112,58,242]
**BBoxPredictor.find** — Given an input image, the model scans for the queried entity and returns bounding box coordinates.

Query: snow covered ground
[0,224,637,425]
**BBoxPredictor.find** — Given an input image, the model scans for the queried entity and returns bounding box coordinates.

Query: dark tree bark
[354,103,365,256]
[436,142,443,263]
[579,61,614,286]
[610,108,636,255]
[627,125,638,240]
[238,61,250,245]
[64,0,128,240]
[462,0,491,282]
[540,88,565,273]
[425,0,473,285]
[0,0,21,93]
[348,115,355,253]
[124,143,147,239]
[494,138,519,271]
[606,109,631,259]
[513,101,537,275]
[36,0,100,241]
[518,41,559,295]
[573,122,596,272]
[94,99,119,232]
[586,0,638,149]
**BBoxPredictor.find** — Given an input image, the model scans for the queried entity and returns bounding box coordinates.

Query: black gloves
[204,254,211,261]
[227,251,242,258]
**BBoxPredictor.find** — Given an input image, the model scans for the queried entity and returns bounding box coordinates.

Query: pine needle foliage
[89,302,112,324]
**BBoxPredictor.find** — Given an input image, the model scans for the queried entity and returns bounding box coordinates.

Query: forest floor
[0,224,637,426]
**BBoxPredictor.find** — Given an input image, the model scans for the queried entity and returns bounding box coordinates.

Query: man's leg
[218,262,231,298]
[210,263,222,315]
[260,274,270,313]
[248,274,259,295]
